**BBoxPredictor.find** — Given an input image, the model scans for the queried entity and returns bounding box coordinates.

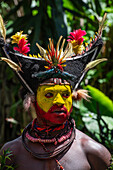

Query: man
[0,79,111,170]
[0,15,111,169]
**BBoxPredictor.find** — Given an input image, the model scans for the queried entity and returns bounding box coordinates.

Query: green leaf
[93,0,102,15]
[51,0,67,38]
[69,0,89,11]
[0,149,15,169]
[4,156,11,161]
[102,116,113,130]
[83,116,99,134]
[84,85,113,117]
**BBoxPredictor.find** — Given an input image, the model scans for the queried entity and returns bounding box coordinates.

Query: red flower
[67,29,86,44]
[14,38,30,55]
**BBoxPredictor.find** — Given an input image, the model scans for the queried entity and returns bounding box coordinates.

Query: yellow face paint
[36,85,72,113]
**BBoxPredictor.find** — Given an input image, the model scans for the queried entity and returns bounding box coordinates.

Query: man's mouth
[49,105,67,114]
[52,109,66,114]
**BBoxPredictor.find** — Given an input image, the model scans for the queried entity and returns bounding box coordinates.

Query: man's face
[36,85,72,125]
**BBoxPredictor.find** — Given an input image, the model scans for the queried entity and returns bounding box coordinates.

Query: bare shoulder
[75,129,111,169]
[0,136,22,156]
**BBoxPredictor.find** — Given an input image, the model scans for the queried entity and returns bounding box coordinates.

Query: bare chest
[15,140,91,170]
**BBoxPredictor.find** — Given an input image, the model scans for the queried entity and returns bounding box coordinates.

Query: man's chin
[44,111,69,125]
[35,102,72,126]
[45,117,68,126]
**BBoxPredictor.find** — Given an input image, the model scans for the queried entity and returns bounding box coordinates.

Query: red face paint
[35,102,72,126]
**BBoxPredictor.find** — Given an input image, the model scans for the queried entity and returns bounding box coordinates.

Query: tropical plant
[72,85,113,153]
[0,149,15,170]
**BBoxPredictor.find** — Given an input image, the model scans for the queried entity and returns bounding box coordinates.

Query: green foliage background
[0,0,113,154]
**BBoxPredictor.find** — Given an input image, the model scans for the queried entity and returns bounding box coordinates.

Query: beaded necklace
[22,118,76,170]
[26,118,72,145]
[31,117,68,133]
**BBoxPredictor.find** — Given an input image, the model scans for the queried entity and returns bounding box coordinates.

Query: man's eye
[62,93,69,98]
[45,93,53,98]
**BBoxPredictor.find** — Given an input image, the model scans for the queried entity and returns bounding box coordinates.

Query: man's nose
[53,93,65,106]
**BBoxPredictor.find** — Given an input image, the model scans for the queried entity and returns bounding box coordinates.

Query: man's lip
[52,109,66,114]
[49,105,67,114]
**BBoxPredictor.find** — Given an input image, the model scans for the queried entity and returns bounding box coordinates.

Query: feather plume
[23,93,35,111]
[84,58,107,72]
[0,15,6,40]
[98,13,107,36]
[36,36,73,70]
[1,57,22,72]
[64,43,74,59]
[56,36,63,56]
[36,43,47,58]
[58,38,66,57]
[72,89,91,101]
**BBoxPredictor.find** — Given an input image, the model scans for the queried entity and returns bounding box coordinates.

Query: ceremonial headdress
[0,14,106,96]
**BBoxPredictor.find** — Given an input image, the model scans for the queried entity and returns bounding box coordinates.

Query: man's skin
[0,130,111,170]
[0,84,111,170]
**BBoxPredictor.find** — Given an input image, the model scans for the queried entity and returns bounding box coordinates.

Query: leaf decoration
[0,14,6,40]
[98,13,107,36]
[0,57,22,72]
[84,58,107,72]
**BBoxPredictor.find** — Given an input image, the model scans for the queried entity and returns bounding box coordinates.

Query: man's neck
[24,117,75,145]
[31,117,68,139]
[36,117,66,128]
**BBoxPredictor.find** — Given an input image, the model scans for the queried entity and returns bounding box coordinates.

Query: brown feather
[0,15,6,40]
[72,89,91,101]
[1,57,22,72]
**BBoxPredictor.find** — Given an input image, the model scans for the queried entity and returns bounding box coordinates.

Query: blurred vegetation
[0,0,113,156]
[0,149,16,169]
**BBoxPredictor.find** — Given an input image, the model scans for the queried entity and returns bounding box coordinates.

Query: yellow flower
[70,40,85,55]
[11,31,27,44]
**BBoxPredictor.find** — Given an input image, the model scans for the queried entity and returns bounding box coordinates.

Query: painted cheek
[37,97,53,113]
[64,95,72,112]
[36,86,55,112]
